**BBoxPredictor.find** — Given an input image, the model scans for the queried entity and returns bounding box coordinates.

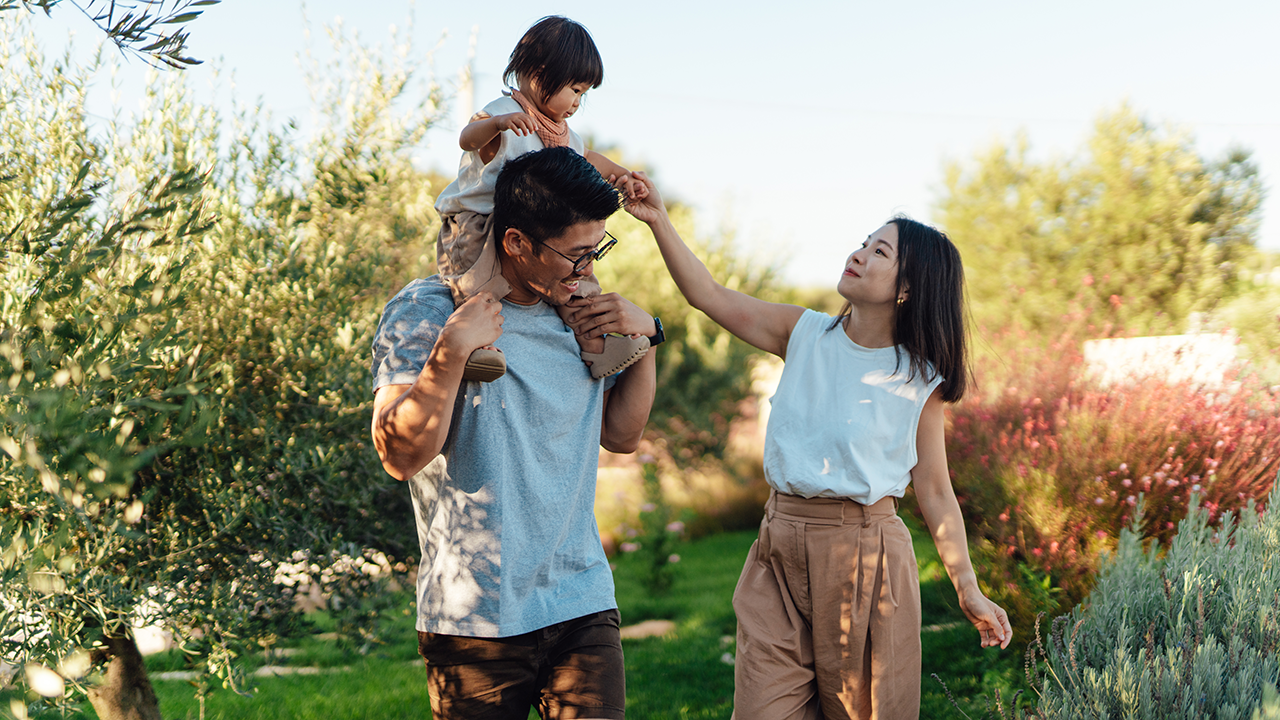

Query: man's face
[505,219,608,306]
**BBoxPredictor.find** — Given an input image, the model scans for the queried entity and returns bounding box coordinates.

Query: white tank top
[763,309,943,504]
[434,95,586,216]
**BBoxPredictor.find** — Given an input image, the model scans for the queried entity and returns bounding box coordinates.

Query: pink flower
[998,512,1009,522]
[667,554,681,564]
[620,542,639,553]
[1032,548,1043,557]
[665,521,685,534]
[1127,496,1137,506]
[1049,541,1059,553]
[1119,463,1128,471]
[640,503,656,513]
[1095,497,1105,505]
[1122,479,1132,487]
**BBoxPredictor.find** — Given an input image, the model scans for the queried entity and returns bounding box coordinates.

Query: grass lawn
[22,520,1029,719]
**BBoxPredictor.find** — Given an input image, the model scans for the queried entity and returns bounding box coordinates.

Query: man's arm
[561,292,657,453]
[371,292,503,480]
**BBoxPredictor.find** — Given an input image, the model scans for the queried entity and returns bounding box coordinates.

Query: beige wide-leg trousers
[732,491,921,720]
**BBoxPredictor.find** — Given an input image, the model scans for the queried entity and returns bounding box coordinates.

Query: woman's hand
[620,171,667,226]
[958,586,1012,649]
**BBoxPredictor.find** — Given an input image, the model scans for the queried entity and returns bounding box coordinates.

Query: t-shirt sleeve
[371,295,450,392]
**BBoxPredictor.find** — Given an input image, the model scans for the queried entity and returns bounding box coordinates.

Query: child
[434,15,649,382]
[622,171,1012,719]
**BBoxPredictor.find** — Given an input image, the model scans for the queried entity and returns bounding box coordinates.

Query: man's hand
[493,112,538,137]
[561,292,655,341]
[440,291,504,359]
[620,171,667,226]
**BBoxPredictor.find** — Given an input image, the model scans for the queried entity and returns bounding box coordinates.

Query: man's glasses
[540,231,617,274]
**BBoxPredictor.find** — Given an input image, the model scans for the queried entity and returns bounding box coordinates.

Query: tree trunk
[86,634,163,720]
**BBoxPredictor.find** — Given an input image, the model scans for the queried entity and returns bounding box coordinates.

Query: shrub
[926,320,1280,638]
[0,14,437,716]
[1023,480,1280,719]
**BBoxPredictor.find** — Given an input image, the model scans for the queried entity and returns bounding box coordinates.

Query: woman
[616,173,1011,719]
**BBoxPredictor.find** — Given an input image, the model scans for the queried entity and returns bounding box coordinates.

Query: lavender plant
[1025,477,1280,719]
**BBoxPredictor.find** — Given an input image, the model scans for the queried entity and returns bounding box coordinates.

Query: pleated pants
[732,490,921,720]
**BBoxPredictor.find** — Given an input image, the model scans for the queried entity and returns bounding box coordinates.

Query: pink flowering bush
[922,323,1280,637]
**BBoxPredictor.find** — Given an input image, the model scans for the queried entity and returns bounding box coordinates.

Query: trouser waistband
[767,490,899,527]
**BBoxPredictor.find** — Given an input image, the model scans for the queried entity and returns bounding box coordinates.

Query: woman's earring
[896,296,906,307]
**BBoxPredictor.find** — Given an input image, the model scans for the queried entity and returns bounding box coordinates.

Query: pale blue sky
[27,0,1280,286]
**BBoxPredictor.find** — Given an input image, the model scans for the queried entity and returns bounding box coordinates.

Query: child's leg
[555,274,650,380]
[438,212,512,304]
[437,212,510,382]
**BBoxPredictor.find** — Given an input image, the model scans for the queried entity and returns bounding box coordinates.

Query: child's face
[536,81,590,122]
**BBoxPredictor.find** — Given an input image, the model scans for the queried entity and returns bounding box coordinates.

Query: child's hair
[504,16,604,103]
[830,215,970,402]
[492,147,621,251]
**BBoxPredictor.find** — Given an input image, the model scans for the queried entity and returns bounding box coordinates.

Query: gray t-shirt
[370,277,617,637]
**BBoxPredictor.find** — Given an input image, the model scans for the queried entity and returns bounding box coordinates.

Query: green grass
[12,523,1029,719]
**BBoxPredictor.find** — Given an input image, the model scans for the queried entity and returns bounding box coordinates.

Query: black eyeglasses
[540,231,617,274]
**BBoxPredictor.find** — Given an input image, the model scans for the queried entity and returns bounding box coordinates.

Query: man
[370,147,659,720]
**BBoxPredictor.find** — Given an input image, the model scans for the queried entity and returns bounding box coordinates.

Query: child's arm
[460,112,538,164]
[584,150,646,202]
[913,389,1012,649]
[623,171,803,359]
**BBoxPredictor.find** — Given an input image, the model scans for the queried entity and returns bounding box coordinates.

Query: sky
[23,0,1280,287]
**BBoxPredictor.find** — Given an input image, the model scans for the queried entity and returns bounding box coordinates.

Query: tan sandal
[463,347,506,383]
[581,335,650,379]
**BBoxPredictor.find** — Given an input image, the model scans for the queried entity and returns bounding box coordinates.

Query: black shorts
[418,609,626,720]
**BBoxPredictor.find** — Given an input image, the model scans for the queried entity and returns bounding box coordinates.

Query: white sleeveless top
[763,309,943,504]
[434,95,586,216]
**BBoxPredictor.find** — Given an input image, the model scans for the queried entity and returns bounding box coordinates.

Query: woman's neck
[842,305,895,348]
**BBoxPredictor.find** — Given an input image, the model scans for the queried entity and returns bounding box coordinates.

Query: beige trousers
[732,491,921,720]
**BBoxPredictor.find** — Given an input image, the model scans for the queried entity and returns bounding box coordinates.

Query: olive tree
[1,15,438,719]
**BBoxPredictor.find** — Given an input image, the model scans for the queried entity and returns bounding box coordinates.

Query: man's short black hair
[492,147,622,250]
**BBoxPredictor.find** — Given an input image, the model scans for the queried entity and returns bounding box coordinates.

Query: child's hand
[958,586,1012,649]
[620,171,666,226]
[609,173,650,204]
[494,112,538,137]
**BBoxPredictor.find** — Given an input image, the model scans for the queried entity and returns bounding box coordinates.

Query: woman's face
[837,223,901,306]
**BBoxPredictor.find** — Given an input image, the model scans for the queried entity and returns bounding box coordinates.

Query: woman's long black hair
[830,216,970,402]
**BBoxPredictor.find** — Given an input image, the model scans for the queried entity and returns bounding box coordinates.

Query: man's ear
[502,228,530,259]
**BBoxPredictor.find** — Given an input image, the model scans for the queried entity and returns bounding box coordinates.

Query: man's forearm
[372,343,468,480]
[599,349,656,453]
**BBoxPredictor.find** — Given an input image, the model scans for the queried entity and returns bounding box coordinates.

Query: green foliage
[0,13,436,715]
[0,0,218,69]
[598,209,779,461]
[1025,480,1280,719]
[939,105,1263,339]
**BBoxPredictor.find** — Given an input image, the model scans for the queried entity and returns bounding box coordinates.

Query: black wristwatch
[648,317,665,347]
